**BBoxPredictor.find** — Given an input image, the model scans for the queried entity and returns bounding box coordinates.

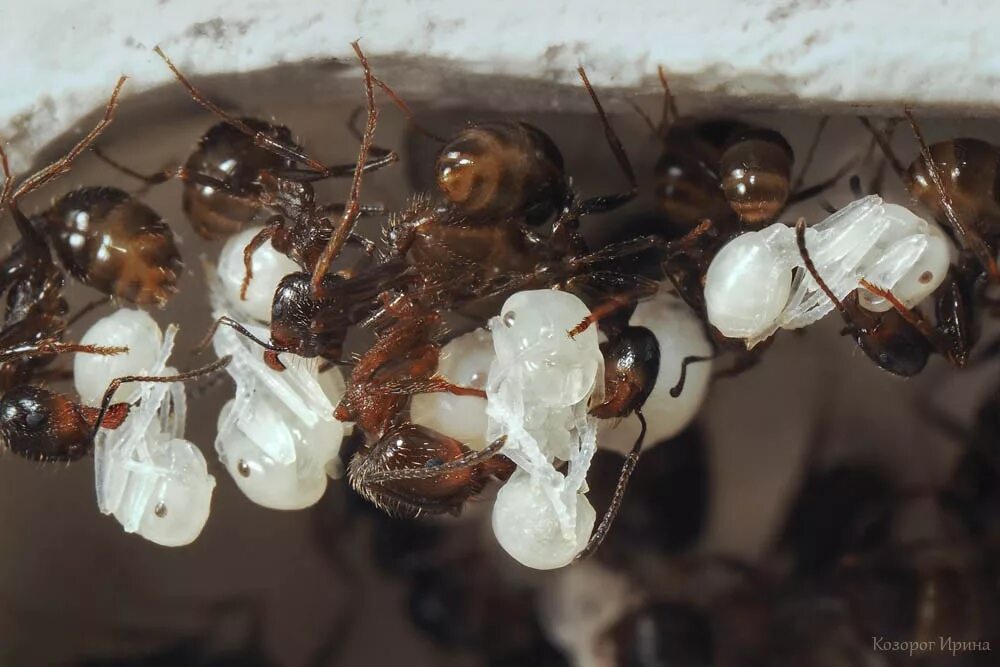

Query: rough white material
[705,196,950,347]
[74,309,164,406]
[217,226,299,323]
[599,290,713,456]
[90,323,215,547]
[5,1,1000,172]
[486,289,603,568]
[410,328,493,451]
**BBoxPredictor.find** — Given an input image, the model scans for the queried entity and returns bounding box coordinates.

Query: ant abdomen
[350,423,512,517]
[183,119,299,239]
[654,123,735,230]
[718,129,794,226]
[0,385,128,462]
[906,138,1000,233]
[42,187,183,306]
[435,121,566,222]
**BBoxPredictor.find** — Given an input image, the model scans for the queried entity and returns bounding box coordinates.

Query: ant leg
[858,116,909,183]
[92,148,233,195]
[576,409,647,560]
[789,116,829,194]
[310,42,379,293]
[66,296,112,328]
[905,107,1000,281]
[240,219,280,300]
[624,98,657,136]
[11,76,127,202]
[377,375,487,399]
[0,340,127,364]
[316,202,387,219]
[669,355,714,397]
[787,159,855,205]
[367,435,508,484]
[656,65,680,141]
[712,350,764,380]
[570,67,638,215]
[271,153,399,183]
[93,355,232,437]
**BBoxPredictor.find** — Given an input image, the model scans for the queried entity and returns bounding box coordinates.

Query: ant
[794,218,968,376]
[861,110,1000,282]
[97,45,399,254]
[641,66,847,234]
[336,297,513,518]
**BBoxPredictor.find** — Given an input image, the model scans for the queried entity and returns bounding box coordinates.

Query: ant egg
[490,289,602,407]
[492,470,596,570]
[704,227,793,340]
[217,226,298,322]
[410,328,493,451]
[74,308,163,406]
[598,290,713,455]
[116,437,215,547]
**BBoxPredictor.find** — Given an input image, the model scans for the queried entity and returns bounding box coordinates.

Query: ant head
[435,121,566,223]
[852,306,933,378]
[591,326,660,420]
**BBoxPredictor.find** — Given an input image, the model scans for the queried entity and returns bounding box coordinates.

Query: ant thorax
[78,313,215,547]
[486,289,605,570]
[210,233,346,510]
[705,195,951,347]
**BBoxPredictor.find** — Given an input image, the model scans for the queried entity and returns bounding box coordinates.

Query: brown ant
[642,67,847,233]
[861,110,1000,282]
[336,298,512,518]
[794,218,967,376]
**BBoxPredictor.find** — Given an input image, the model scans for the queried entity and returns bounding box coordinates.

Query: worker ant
[861,111,1000,283]
[96,44,399,258]
[640,66,847,234]
[337,297,513,518]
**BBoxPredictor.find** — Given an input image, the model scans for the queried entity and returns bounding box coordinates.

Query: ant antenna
[195,315,284,355]
[794,218,851,318]
[93,355,232,439]
[311,41,378,293]
[790,116,829,194]
[0,140,12,208]
[11,76,127,203]
[904,107,1000,281]
[669,355,714,398]
[576,410,647,560]
[657,65,679,140]
[154,46,331,175]
[368,75,447,143]
[578,66,637,197]
[857,116,908,181]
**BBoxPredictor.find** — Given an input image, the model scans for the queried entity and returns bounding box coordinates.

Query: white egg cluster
[77,309,215,547]
[211,227,347,511]
[486,289,604,570]
[705,195,950,346]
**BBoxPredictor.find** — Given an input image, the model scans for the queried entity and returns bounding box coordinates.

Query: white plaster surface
[2,0,999,171]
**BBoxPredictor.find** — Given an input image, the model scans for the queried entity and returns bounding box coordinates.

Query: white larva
[81,316,215,547]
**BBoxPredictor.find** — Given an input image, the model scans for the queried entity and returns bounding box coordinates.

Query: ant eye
[153,502,168,518]
[24,411,46,430]
[236,459,251,477]
[502,311,516,328]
